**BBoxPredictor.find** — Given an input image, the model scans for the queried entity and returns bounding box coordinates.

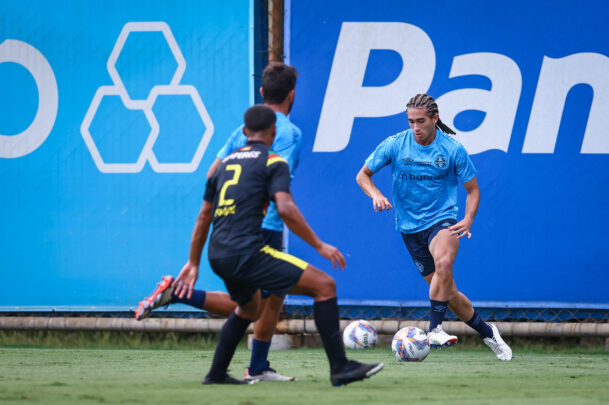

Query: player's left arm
[448,177,480,239]
[268,158,345,269]
[275,191,346,270]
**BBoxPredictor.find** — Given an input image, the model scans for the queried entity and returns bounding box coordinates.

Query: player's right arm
[206,126,246,179]
[174,175,217,299]
[356,135,398,212]
[206,158,221,179]
[356,165,393,212]
[274,191,346,270]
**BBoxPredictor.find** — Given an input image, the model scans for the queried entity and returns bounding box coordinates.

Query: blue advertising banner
[287,0,609,305]
[0,0,251,306]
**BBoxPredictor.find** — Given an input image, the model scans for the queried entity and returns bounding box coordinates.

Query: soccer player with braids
[356,94,513,361]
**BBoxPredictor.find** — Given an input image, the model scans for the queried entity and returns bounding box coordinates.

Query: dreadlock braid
[406,94,456,135]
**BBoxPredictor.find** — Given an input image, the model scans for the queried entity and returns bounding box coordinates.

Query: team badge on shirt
[435,155,447,169]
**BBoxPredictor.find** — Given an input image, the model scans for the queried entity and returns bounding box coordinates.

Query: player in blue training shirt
[135,63,304,380]
[356,94,512,361]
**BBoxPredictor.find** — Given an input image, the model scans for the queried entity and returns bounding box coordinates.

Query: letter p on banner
[313,22,435,152]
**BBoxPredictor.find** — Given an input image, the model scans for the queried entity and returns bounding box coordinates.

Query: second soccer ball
[342,320,378,349]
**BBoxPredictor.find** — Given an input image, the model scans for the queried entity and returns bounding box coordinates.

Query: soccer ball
[342,320,378,349]
[391,326,430,361]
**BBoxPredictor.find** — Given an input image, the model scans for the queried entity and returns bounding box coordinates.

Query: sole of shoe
[332,362,384,387]
[244,367,297,382]
[430,339,458,348]
[365,362,384,378]
[202,377,255,385]
[245,375,297,382]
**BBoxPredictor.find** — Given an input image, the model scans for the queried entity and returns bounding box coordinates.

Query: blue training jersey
[216,111,303,231]
[364,128,476,234]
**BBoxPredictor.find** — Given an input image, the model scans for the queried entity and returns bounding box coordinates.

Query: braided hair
[406,94,456,135]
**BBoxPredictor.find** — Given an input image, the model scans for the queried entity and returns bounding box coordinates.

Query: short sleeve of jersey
[267,161,291,199]
[269,124,303,179]
[203,173,218,203]
[454,144,477,183]
[289,127,303,176]
[364,135,398,173]
[216,126,245,159]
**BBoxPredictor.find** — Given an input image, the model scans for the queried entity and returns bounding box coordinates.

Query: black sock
[429,299,448,331]
[313,297,348,372]
[465,310,493,339]
[206,312,251,380]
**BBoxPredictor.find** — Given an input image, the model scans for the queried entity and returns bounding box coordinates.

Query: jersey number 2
[218,164,242,206]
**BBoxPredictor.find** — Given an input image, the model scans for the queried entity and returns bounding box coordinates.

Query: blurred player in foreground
[356,93,512,361]
[136,63,302,382]
[176,104,383,385]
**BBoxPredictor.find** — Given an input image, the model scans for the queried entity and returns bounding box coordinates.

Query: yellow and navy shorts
[209,245,308,307]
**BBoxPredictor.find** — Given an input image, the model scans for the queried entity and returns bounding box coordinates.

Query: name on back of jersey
[222,150,261,163]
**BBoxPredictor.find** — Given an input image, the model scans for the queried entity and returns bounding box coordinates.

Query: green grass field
[1,345,608,405]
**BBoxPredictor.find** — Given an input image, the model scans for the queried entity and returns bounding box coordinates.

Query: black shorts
[262,228,283,251]
[209,245,307,307]
[401,218,457,277]
[261,229,283,298]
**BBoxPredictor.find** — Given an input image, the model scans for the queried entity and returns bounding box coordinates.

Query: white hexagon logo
[80,22,214,173]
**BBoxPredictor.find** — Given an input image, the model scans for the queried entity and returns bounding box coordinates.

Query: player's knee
[433,256,453,277]
[326,277,336,295]
[237,306,260,321]
[317,274,336,300]
[266,294,284,310]
[236,295,263,321]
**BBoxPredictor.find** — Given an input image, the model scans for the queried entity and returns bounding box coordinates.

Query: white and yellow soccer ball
[342,320,378,349]
[391,326,430,361]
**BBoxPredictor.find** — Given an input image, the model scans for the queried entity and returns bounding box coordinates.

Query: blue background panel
[288,0,609,304]
[0,0,251,306]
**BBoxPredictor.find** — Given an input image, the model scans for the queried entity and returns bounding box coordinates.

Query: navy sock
[466,310,493,339]
[170,289,206,309]
[429,299,448,331]
[313,297,348,372]
[206,313,251,380]
[248,339,271,375]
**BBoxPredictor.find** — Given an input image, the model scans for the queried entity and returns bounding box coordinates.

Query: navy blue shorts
[209,245,307,307]
[401,218,457,277]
